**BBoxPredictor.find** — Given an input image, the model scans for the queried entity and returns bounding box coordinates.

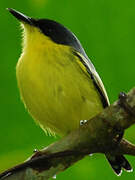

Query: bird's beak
[7,8,34,25]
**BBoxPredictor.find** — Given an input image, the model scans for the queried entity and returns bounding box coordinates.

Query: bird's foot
[80,120,88,126]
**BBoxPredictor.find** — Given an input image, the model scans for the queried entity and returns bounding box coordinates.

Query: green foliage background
[1,0,135,179]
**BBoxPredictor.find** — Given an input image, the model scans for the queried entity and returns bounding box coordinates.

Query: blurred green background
[1,0,135,179]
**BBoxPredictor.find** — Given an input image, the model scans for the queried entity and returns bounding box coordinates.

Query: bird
[8,8,132,175]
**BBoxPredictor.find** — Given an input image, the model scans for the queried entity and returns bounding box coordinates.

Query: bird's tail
[105,154,133,175]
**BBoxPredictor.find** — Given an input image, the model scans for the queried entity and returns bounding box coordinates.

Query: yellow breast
[16,25,103,136]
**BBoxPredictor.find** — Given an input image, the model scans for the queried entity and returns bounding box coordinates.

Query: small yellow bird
[8,8,132,175]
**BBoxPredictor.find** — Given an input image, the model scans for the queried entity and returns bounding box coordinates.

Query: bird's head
[7,8,87,57]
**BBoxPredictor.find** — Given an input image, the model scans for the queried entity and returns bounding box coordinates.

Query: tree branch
[1,87,135,180]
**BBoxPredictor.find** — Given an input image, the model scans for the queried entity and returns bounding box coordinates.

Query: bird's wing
[73,51,110,108]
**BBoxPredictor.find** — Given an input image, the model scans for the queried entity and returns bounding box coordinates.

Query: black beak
[7,8,34,25]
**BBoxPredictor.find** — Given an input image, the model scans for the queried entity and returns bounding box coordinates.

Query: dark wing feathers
[73,51,109,108]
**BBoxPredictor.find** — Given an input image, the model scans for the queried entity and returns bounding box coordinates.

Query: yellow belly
[16,47,103,136]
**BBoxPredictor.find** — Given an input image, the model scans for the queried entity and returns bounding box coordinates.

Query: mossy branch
[1,87,135,180]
